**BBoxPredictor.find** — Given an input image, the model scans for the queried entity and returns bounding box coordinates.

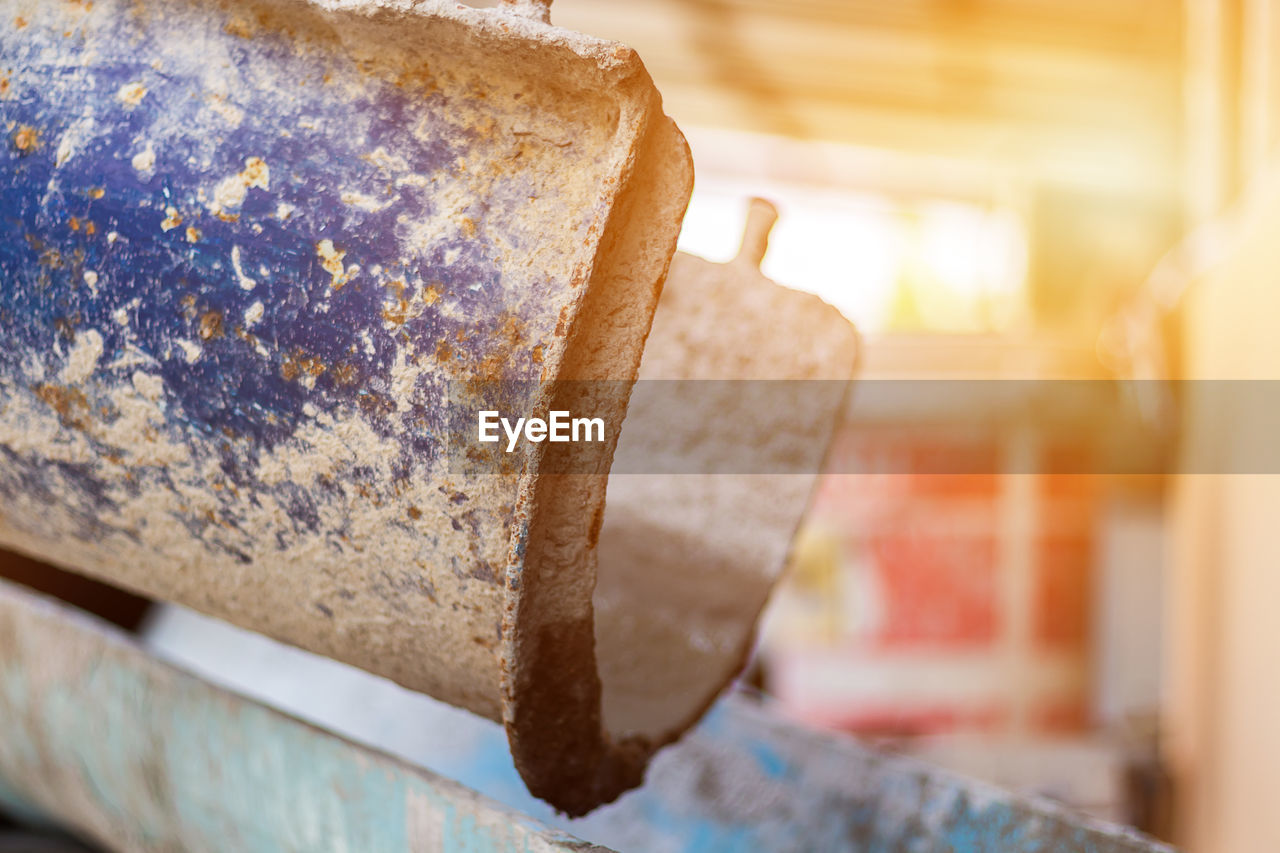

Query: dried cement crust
[513,202,859,814]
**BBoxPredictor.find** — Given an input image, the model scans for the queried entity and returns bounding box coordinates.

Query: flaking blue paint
[0,20,515,453]
[0,0,583,585]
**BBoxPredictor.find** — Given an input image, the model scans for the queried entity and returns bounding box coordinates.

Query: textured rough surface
[0,0,691,812]
[0,580,609,852]
[142,603,1178,853]
[597,204,859,750]
[505,203,858,813]
[579,697,1179,853]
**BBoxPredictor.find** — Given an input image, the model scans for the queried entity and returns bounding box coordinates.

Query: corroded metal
[0,0,692,812]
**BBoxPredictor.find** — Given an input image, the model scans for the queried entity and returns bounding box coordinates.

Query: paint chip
[116,82,147,108]
[131,142,156,176]
[316,239,349,289]
[231,246,256,291]
[160,206,182,231]
[244,300,264,327]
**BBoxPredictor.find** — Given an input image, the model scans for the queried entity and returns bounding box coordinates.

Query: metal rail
[0,580,1174,852]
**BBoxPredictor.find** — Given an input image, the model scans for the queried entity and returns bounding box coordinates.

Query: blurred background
[540,1,1277,850]
[7,1,1280,850]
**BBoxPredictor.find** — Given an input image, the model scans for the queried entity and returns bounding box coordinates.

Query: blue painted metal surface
[0,580,607,852]
[0,0,693,814]
[0,2,552,480]
[358,698,1182,853]
[0,3,578,438]
[0,584,1178,852]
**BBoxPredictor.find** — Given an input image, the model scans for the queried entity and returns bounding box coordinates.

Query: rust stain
[241,156,269,189]
[33,384,90,430]
[223,17,254,39]
[331,363,357,386]
[116,81,147,108]
[280,348,327,383]
[394,61,438,94]
[356,391,394,418]
[197,310,224,340]
[88,187,104,199]
[11,124,39,154]
[160,206,182,231]
[381,298,409,327]
[185,225,201,243]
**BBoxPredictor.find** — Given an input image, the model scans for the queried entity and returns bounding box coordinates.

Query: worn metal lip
[295,3,698,812]
[499,110,695,814]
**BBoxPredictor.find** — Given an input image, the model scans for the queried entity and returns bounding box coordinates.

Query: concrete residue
[231,246,256,291]
[59,329,104,385]
[160,206,183,231]
[208,156,269,216]
[316,239,348,289]
[244,300,264,327]
[131,371,164,403]
[131,142,156,176]
[116,82,147,108]
[174,338,202,364]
